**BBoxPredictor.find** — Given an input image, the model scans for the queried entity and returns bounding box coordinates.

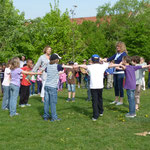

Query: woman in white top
[32,46,52,102]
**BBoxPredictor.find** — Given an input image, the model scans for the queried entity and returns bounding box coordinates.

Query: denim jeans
[68,84,76,92]
[30,81,35,95]
[9,84,20,116]
[2,85,10,110]
[37,81,42,94]
[114,74,124,97]
[43,86,58,120]
[126,89,135,115]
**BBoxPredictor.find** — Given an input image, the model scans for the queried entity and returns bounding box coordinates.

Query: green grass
[0,88,150,150]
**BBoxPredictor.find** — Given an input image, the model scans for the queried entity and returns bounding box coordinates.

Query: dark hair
[50,59,59,64]
[123,56,132,64]
[27,59,33,63]
[132,56,140,64]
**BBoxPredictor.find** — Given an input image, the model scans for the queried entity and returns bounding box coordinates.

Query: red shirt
[21,66,32,86]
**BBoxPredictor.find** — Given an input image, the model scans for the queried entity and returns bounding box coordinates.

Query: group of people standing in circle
[1,41,150,121]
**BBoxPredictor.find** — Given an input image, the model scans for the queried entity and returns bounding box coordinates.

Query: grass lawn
[0,88,150,150]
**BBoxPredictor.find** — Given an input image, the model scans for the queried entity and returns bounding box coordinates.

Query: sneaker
[92,117,97,121]
[100,114,103,117]
[3,108,9,110]
[19,104,26,108]
[66,98,71,102]
[116,102,123,106]
[110,101,118,104]
[10,113,19,117]
[26,103,31,107]
[72,98,75,102]
[125,113,136,118]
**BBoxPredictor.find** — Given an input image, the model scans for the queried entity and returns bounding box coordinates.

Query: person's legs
[19,85,26,105]
[97,89,103,115]
[67,84,71,101]
[91,89,99,119]
[87,80,91,101]
[41,80,45,102]
[9,84,20,116]
[37,81,40,94]
[126,89,135,115]
[114,74,119,100]
[148,72,150,89]
[71,84,76,101]
[49,87,58,121]
[43,86,50,119]
[32,82,35,95]
[135,84,141,110]
[24,86,30,104]
[107,74,111,88]
[117,74,124,103]
[2,86,10,110]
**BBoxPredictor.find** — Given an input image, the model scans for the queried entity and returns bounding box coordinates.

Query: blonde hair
[116,41,128,53]
[43,46,51,54]
[10,57,20,70]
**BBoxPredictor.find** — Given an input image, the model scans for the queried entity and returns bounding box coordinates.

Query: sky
[13,0,118,19]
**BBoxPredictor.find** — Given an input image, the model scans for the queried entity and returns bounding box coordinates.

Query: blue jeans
[2,86,10,110]
[126,89,135,115]
[114,74,124,97]
[68,84,76,92]
[43,86,58,120]
[30,81,35,95]
[9,84,20,116]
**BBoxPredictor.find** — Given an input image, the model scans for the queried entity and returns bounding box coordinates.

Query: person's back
[45,64,59,88]
[87,63,108,89]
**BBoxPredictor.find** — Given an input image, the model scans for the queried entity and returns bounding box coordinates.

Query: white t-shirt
[2,68,11,86]
[87,63,109,89]
[20,60,27,68]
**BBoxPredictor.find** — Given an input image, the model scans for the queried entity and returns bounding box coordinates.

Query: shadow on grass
[71,105,92,118]
[104,104,128,113]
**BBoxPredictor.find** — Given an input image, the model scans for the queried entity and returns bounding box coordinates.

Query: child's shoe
[110,101,118,104]
[66,98,71,102]
[92,117,97,121]
[125,113,136,118]
[72,98,75,102]
[19,104,26,108]
[26,103,31,107]
[116,102,123,106]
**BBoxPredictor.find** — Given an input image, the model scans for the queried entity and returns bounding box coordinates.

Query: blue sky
[13,0,118,19]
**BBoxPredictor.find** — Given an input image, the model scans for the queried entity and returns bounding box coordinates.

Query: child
[65,61,76,102]
[19,59,34,107]
[120,56,150,118]
[132,56,147,111]
[43,53,73,121]
[77,54,122,121]
[9,57,41,117]
[2,61,11,110]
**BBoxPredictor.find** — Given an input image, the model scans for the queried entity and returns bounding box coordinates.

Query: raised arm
[62,65,73,69]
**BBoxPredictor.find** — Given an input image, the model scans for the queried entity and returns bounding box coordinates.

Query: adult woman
[32,46,52,102]
[104,41,127,105]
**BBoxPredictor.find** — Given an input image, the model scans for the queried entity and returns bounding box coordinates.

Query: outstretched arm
[22,70,42,75]
[142,64,150,69]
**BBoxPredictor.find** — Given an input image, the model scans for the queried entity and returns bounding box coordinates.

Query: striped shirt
[45,64,63,88]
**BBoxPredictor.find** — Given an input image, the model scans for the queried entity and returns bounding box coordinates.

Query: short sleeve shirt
[10,68,22,87]
[87,63,109,89]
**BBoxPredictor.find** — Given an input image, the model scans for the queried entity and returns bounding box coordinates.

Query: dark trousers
[113,74,124,97]
[37,81,42,94]
[19,85,30,105]
[91,89,103,119]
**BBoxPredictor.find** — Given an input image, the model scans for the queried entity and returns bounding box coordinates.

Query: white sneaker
[100,114,103,117]
[92,118,97,121]
[116,102,123,106]
[26,104,31,107]
[110,101,118,104]
[19,104,26,108]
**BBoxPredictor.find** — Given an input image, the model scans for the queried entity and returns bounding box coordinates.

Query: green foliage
[0,0,85,63]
